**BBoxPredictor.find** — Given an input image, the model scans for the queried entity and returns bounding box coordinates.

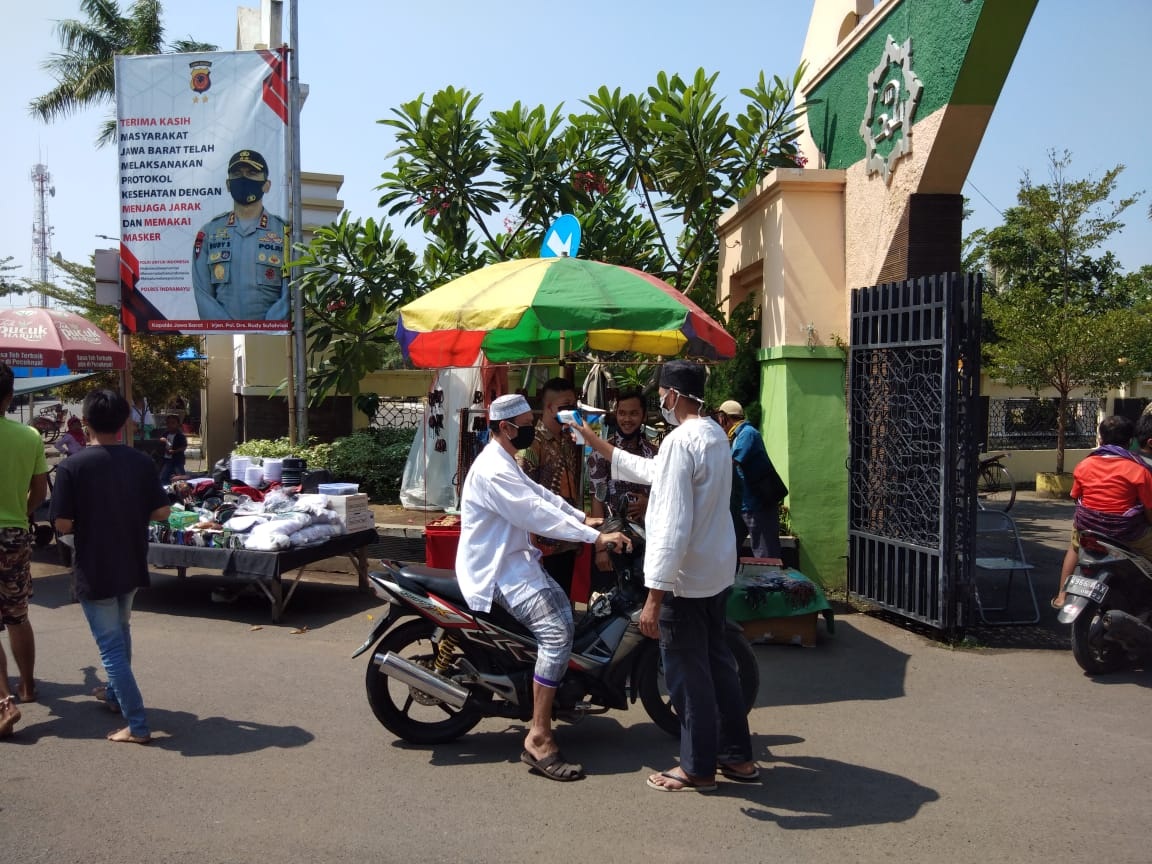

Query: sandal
[1050,597,1065,610]
[718,763,762,783]
[646,769,717,793]
[0,696,21,739]
[520,749,585,782]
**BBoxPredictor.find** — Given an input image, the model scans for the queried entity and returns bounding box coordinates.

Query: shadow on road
[736,753,940,828]
[753,617,909,706]
[10,667,314,755]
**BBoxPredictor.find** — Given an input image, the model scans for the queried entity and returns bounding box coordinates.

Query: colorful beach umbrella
[0,307,126,371]
[396,257,735,367]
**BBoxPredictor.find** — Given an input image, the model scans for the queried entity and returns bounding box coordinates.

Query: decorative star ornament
[860,35,924,184]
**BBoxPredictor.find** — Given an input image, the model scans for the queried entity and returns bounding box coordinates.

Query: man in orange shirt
[1053,415,1152,608]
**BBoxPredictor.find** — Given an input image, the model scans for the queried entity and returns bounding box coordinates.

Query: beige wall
[717,169,847,349]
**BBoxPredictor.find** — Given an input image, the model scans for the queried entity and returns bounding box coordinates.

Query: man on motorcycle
[457,393,631,782]
[570,362,760,792]
[1053,415,1152,608]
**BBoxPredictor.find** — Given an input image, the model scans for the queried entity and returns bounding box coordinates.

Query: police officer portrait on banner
[192,149,288,322]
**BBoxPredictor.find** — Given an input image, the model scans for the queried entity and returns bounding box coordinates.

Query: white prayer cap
[489,394,531,422]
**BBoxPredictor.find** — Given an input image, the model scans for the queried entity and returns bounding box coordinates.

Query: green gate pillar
[760,345,848,591]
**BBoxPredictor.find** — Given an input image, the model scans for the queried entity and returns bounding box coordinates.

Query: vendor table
[147,529,379,622]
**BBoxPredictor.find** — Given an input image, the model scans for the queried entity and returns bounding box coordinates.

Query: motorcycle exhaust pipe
[1102,610,1152,653]
[374,651,469,709]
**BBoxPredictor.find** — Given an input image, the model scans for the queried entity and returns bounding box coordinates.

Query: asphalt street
[3,495,1149,864]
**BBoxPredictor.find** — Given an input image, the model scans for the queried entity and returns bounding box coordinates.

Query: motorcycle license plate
[1065,575,1107,603]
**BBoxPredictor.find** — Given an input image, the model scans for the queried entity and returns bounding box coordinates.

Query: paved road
[4,497,1148,863]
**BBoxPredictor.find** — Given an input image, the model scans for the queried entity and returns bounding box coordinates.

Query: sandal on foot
[106,727,152,745]
[646,769,717,793]
[718,763,762,783]
[520,749,584,782]
[0,696,21,739]
[1050,597,1065,610]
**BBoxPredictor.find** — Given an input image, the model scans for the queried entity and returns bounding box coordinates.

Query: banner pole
[287,0,307,444]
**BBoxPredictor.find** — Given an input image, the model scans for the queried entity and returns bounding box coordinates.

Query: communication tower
[30,162,56,307]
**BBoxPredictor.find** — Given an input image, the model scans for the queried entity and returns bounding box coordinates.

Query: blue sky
[5,0,1150,290]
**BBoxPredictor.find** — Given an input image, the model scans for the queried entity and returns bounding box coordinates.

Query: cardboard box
[740,612,818,648]
[342,510,376,532]
[327,493,369,514]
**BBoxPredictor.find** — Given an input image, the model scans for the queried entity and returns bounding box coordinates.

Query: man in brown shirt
[516,378,583,596]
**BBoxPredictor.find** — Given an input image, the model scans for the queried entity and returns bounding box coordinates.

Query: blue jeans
[659,589,752,778]
[80,591,149,737]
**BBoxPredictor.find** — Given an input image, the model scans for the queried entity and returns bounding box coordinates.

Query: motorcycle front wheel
[1070,603,1126,675]
[636,629,760,738]
[364,618,489,744]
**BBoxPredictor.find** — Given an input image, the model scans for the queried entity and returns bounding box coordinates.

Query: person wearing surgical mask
[567,361,759,792]
[191,149,289,322]
[456,394,631,783]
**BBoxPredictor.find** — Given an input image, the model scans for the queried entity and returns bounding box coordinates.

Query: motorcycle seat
[393,564,532,637]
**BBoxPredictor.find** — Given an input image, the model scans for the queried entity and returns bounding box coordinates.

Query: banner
[114,50,289,334]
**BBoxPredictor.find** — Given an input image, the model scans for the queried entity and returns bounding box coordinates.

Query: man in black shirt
[51,390,170,744]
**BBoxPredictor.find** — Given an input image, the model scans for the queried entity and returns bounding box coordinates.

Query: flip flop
[520,749,585,782]
[718,763,762,784]
[646,770,718,793]
[0,696,22,739]
[1050,598,1065,610]
[107,727,152,745]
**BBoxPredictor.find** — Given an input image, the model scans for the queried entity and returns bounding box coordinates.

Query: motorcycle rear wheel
[1070,604,1126,675]
[365,618,489,744]
[637,629,760,738]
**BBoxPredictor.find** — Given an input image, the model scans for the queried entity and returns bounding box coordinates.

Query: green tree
[378,67,805,291]
[29,0,216,146]
[25,256,205,411]
[0,257,20,296]
[966,150,1151,473]
[292,68,803,406]
[290,214,426,415]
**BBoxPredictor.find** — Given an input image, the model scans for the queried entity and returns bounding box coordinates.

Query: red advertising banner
[114,50,289,334]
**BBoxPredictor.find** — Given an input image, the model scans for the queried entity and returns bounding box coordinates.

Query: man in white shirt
[571,361,759,792]
[457,393,630,782]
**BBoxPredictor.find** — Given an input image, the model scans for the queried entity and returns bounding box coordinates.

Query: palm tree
[29,0,217,146]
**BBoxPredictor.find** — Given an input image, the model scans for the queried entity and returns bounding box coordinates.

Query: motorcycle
[30,403,68,443]
[1058,530,1152,674]
[352,513,760,744]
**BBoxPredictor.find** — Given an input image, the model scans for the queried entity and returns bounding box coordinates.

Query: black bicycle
[977,452,1016,512]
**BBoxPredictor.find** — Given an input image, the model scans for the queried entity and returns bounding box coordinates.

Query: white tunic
[456,440,599,612]
[612,416,736,596]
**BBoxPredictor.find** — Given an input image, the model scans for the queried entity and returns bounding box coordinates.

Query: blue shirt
[729,420,775,513]
[192,208,289,321]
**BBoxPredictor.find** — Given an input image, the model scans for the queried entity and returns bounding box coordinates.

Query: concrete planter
[1036,472,1074,499]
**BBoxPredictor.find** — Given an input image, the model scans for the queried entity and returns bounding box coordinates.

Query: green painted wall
[804,0,1036,170]
[760,346,849,591]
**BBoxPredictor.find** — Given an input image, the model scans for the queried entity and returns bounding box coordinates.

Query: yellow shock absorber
[434,632,459,672]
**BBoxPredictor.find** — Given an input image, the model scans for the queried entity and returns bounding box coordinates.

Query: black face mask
[227,176,265,205]
[506,422,536,450]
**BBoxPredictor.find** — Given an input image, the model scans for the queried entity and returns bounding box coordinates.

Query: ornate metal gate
[847,273,982,633]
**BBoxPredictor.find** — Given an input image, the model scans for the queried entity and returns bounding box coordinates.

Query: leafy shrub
[327,428,414,503]
[231,437,335,470]
[233,430,413,502]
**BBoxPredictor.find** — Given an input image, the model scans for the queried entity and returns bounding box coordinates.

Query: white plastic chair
[973,510,1040,625]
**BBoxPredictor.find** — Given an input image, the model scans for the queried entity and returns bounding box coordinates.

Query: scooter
[1058,530,1152,674]
[352,514,759,744]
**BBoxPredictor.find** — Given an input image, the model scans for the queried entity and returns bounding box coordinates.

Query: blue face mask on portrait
[227,176,265,205]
